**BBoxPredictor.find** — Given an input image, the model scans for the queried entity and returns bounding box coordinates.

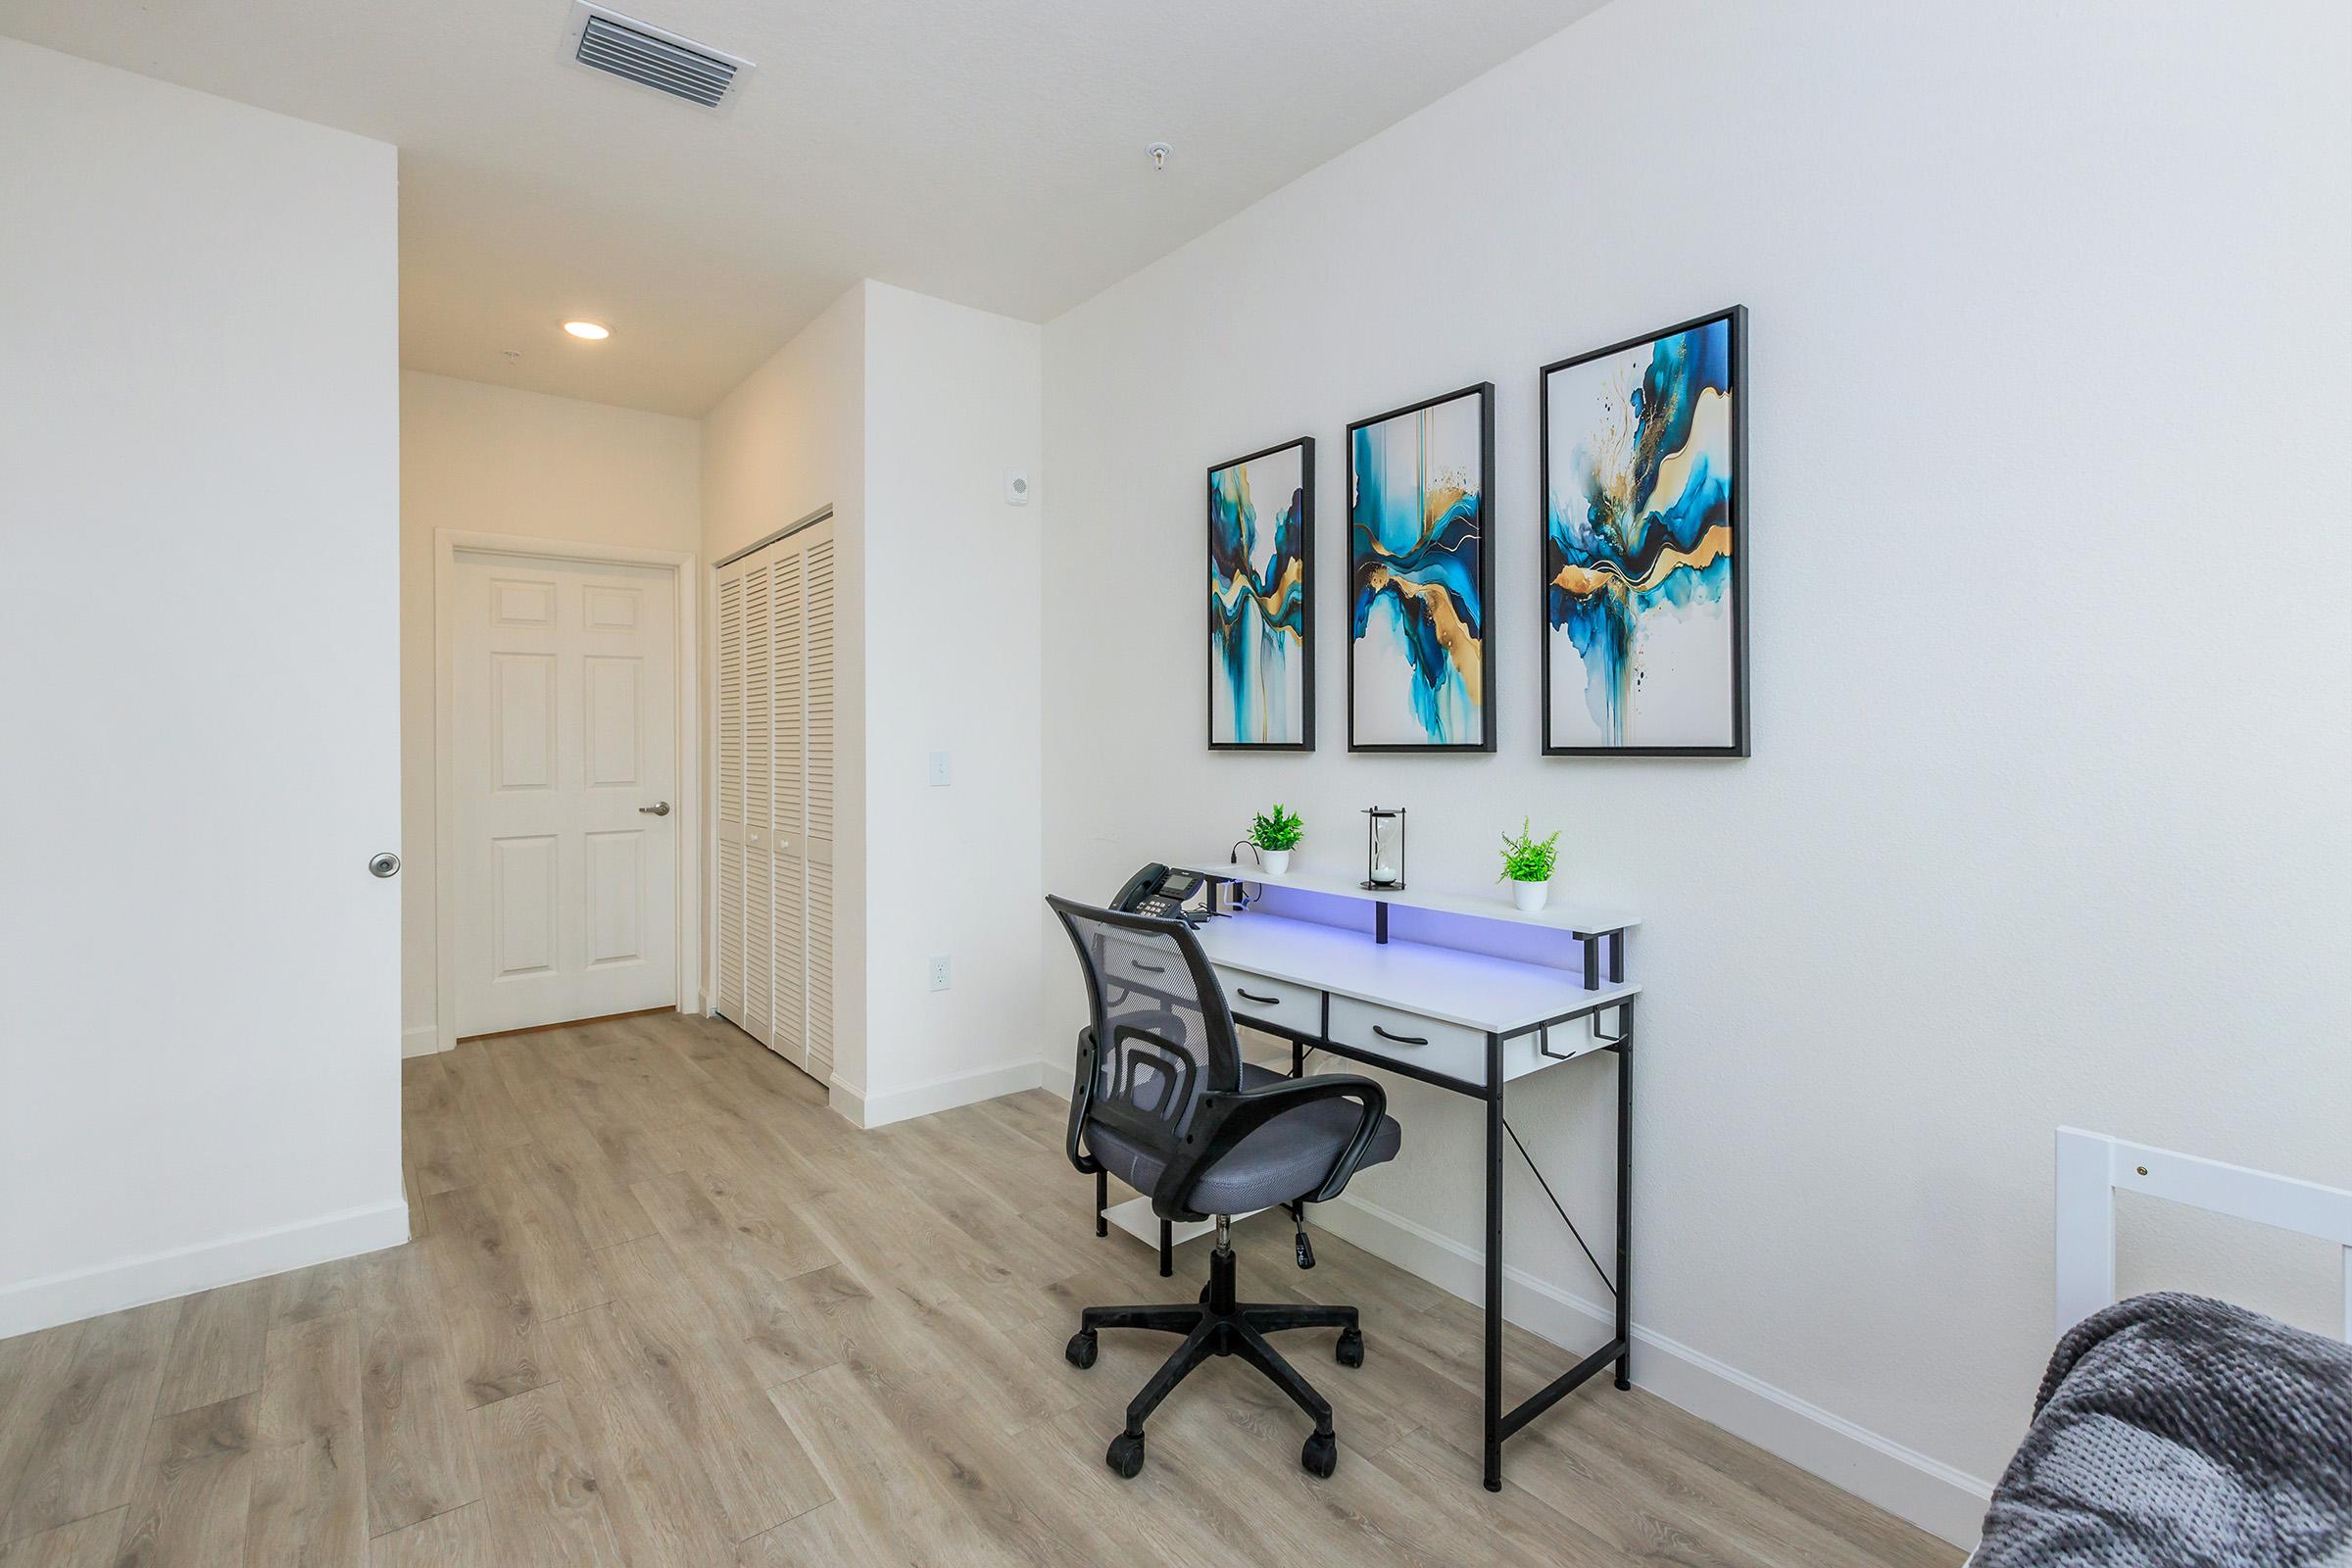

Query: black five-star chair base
[1065,1234,1364,1479]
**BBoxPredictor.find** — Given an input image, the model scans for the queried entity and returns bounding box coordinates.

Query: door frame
[433,529,703,1054]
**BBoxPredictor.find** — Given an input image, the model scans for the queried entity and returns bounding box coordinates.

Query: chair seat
[1089,1063,1401,1216]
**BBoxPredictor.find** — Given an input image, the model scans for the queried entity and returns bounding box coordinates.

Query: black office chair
[1048,895,1401,1479]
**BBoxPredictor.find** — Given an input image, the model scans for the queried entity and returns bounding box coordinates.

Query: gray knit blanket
[1976,1293,2352,1567]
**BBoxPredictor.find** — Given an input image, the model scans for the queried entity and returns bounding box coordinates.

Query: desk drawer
[1213,965,1321,1036]
[1326,995,1490,1087]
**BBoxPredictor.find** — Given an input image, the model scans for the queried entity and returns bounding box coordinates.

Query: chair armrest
[1154,1074,1389,1220]
[1065,1025,1102,1175]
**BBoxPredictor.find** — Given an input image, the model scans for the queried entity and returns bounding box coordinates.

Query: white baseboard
[837,1058,1048,1130]
[0,1199,412,1341]
[1030,1057,1988,1549]
[1313,1194,1992,1549]
[400,1023,442,1058]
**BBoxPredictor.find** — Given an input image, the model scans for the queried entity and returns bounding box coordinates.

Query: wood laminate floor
[0,1013,1965,1566]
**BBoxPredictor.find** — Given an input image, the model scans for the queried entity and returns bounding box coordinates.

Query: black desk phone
[1111,862,1206,924]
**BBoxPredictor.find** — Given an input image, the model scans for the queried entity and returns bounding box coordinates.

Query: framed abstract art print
[1541,306,1748,756]
[1208,436,1314,750]
[1346,383,1494,753]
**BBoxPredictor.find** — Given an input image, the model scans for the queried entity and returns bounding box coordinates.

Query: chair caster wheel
[1335,1328,1364,1368]
[1300,1430,1338,1478]
[1105,1431,1146,1478]
[1065,1331,1097,1370]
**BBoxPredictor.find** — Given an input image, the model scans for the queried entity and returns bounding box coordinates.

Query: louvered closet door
[767,546,808,1067]
[714,564,748,1020]
[741,562,774,1044]
[712,521,836,1084]
[802,523,837,1081]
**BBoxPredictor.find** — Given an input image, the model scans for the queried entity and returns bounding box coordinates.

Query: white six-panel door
[454,553,679,1035]
[714,518,836,1081]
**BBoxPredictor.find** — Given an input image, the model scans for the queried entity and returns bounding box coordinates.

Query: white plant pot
[1510,879,1549,912]
[1258,849,1291,876]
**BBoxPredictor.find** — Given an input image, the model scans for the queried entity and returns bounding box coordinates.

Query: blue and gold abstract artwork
[1208,437,1313,749]
[1543,307,1747,756]
[1348,384,1494,752]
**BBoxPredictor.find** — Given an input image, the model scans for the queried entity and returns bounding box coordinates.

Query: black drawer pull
[1235,988,1280,1005]
[1370,1024,1429,1047]
[1132,960,1165,974]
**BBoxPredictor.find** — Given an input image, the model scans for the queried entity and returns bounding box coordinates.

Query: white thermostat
[1004,468,1032,506]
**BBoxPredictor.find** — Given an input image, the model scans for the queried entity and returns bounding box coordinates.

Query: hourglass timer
[1360,807,1406,891]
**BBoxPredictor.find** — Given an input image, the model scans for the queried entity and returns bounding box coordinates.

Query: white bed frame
[1961,1133,2352,1564]
[2054,1126,2352,1341]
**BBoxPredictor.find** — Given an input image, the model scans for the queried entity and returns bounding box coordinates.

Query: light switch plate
[926,751,952,787]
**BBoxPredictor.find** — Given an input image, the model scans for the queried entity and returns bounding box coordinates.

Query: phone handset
[1110,862,1171,914]
[1109,862,1205,923]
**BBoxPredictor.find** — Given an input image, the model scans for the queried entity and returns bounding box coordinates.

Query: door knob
[639,801,672,816]
[368,852,402,878]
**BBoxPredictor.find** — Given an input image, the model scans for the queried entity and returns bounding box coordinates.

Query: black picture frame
[1539,305,1748,758]
[1206,435,1316,751]
[1345,381,1497,755]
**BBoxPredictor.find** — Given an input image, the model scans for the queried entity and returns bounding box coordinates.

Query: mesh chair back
[1048,896,1241,1167]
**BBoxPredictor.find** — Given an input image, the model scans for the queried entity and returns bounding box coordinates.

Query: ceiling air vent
[564,2,752,110]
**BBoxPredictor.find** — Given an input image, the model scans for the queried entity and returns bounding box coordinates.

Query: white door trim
[433,528,702,1054]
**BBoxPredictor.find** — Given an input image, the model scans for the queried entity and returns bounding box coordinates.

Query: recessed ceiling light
[564,320,611,340]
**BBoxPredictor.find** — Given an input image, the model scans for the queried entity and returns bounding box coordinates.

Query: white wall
[0,39,405,1334]
[699,281,1045,1124]
[398,371,702,1050]
[701,284,870,1096]
[858,283,1046,1121]
[1039,0,2352,1544]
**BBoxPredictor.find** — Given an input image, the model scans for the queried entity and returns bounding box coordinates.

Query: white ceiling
[3,0,1602,416]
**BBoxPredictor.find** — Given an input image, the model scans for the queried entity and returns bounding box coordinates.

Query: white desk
[1195,911,1636,1035]
[1106,868,1641,1492]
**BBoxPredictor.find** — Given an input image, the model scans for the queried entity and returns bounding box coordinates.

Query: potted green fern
[1497,818,1562,912]
[1249,804,1304,876]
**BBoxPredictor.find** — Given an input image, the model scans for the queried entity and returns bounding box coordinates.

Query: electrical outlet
[926,751,952,787]
[928,956,952,992]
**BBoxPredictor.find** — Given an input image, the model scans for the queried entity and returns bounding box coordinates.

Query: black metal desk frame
[1165,876,1637,1492]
